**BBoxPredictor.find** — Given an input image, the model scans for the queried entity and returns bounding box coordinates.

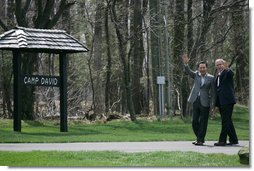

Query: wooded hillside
[0,0,249,121]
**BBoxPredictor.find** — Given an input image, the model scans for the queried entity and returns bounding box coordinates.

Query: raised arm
[182,54,196,79]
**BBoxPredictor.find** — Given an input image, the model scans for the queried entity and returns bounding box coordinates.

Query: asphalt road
[0,141,249,155]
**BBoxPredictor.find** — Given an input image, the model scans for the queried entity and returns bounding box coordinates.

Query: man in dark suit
[214,59,238,146]
[182,54,215,146]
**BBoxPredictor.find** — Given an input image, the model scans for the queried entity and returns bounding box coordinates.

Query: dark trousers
[218,104,238,143]
[192,96,210,143]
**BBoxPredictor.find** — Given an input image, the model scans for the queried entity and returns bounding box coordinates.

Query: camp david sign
[22,75,60,87]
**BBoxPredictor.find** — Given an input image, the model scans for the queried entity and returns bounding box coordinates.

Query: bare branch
[203,24,233,53]
[14,0,28,26]
[41,0,55,28]
[47,0,75,29]
[34,0,43,27]
[210,0,247,16]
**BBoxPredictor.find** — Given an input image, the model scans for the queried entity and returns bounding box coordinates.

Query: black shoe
[194,142,204,146]
[192,141,197,145]
[214,142,226,146]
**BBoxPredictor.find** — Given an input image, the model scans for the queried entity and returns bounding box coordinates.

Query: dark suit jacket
[215,69,236,106]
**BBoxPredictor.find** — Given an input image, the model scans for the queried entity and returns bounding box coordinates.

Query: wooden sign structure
[0,27,88,132]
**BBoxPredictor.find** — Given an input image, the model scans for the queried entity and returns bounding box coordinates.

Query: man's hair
[197,61,208,68]
[215,58,225,64]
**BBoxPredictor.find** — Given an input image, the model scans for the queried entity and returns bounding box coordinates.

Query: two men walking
[182,54,238,146]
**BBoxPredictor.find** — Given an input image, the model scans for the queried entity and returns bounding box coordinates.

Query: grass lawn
[0,151,248,167]
[0,105,249,143]
[0,104,249,166]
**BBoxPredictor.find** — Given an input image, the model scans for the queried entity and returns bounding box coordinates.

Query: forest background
[0,0,249,121]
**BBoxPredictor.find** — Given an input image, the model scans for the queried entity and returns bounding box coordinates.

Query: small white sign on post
[157,76,165,85]
[157,76,165,117]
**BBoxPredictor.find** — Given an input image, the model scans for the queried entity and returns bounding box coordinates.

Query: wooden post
[59,53,68,132]
[13,50,22,132]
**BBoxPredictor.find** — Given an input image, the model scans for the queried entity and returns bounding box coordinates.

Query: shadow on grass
[23,120,45,127]
[104,119,190,134]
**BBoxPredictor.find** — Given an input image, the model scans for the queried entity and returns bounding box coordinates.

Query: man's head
[197,61,208,76]
[215,59,225,72]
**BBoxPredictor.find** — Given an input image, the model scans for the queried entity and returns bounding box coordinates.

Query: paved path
[0,141,249,155]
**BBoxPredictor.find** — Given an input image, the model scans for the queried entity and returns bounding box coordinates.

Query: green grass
[0,104,249,166]
[0,105,249,143]
[0,151,247,166]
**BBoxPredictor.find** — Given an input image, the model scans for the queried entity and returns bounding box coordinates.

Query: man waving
[182,54,215,146]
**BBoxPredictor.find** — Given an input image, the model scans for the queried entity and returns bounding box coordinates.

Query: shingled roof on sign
[0,27,89,53]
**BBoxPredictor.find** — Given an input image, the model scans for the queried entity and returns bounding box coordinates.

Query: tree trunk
[0,51,13,118]
[173,0,185,116]
[187,0,194,59]
[131,0,145,114]
[184,0,194,117]
[21,53,37,120]
[162,0,173,116]
[0,0,15,118]
[111,0,136,121]
[105,5,112,115]
[231,2,248,104]
[191,0,215,61]
[149,0,160,115]
[93,0,105,115]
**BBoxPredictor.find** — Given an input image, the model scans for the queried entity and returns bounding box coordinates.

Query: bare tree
[109,0,136,121]
[93,0,105,115]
